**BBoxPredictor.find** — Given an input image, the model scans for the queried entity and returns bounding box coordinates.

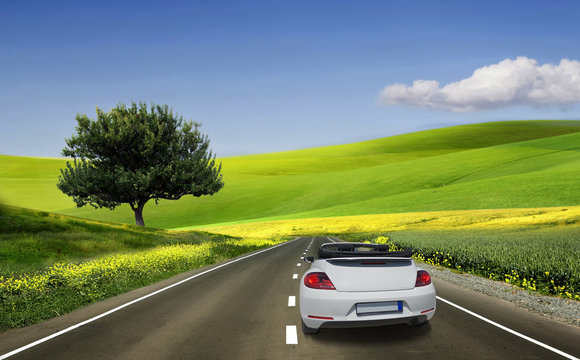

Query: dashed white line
[296,263,301,267]
[326,237,336,243]
[286,325,298,344]
[288,296,296,307]
[292,274,298,279]
[437,296,578,360]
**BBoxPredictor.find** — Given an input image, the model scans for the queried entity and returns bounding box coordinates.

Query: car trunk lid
[323,258,417,292]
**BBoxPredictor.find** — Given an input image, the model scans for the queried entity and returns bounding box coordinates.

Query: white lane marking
[286,325,298,344]
[300,257,304,260]
[326,237,336,243]
[437,296,578,360]
[0,239,301,360]
[296,263,301,267]
[292,274,298,279]
[288,296,296,307]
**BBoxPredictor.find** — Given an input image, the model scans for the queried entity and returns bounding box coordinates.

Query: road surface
[1,237,579,359]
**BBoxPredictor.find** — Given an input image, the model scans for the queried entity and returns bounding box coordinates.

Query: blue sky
[1,0,580,157]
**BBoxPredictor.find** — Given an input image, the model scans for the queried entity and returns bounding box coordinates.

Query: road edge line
[0,238,301,360]
[436,296,579,360]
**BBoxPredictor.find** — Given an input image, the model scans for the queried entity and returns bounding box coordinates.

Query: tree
[57,102,224,226]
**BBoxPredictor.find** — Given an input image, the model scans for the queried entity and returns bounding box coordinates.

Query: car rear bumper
[300,283,436,329]
[320,315,430,328]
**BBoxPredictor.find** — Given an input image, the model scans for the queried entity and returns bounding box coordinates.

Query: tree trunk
[133,201,147,226]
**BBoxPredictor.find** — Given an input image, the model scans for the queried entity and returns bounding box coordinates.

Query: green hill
[1,120,579,229]
[0,156,73,211]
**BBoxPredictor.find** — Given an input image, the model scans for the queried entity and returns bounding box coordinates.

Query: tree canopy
[57,102,224,226]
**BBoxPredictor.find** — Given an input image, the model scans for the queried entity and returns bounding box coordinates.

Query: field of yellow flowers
[194,206,580,238]
[0,238,282,330]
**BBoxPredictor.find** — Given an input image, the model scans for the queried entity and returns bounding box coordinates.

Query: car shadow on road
[310,323,432,345]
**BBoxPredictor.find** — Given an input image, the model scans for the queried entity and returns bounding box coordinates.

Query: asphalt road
[1,237,579,360]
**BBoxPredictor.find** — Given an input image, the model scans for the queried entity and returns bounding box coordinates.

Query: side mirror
[303,256,315,263]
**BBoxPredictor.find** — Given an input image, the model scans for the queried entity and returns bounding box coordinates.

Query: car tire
[301,319,319,334]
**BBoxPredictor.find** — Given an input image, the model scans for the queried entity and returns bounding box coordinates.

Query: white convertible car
[299,242,436,334]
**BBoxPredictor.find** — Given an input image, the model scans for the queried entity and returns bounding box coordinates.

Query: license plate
[356,301,402,315]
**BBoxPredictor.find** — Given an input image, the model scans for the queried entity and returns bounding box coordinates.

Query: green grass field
[1,120,580,229]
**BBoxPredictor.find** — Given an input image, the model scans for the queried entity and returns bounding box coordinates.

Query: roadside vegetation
[355,231,579,301]
[0,206,283,331]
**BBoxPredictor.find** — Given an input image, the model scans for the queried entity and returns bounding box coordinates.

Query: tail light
[415,270,431,287]
[304,272,336,290]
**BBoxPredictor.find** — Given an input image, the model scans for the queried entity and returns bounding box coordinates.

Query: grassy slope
[0,205,228,275]
[1,120,580,229]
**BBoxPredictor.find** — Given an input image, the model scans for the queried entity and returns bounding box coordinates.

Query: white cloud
[378,57,580,112]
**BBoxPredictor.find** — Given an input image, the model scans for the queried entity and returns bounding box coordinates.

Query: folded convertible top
[318,242,413,259]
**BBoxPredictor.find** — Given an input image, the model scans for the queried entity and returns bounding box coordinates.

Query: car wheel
[301,319,319,334]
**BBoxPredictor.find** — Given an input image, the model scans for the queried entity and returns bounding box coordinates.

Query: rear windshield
[318,243,412,259]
